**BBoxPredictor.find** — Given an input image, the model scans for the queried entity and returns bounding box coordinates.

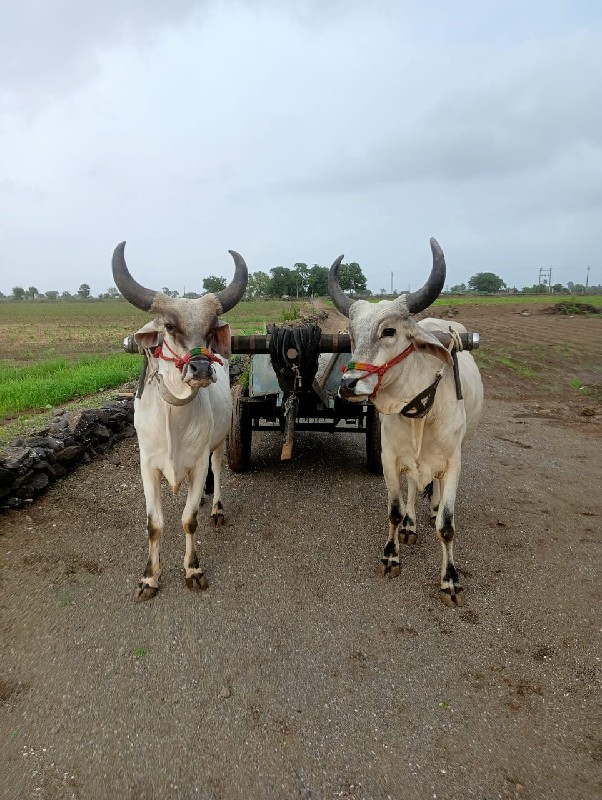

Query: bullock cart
[225,325,479,474]
[124,323,479,475]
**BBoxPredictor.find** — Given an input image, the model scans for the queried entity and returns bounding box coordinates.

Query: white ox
[112,242,248,602]
[329,239,483,606]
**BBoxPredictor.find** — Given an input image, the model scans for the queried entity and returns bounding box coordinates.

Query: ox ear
[134,318,163,350]
[410,326,453,365]
[208,320,231,359]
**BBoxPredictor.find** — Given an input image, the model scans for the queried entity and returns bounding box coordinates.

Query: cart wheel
[228,384,252,472]
[365,403,383,475]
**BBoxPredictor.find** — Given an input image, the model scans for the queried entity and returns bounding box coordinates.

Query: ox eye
[164,323,175,332]
[381,328,396,338]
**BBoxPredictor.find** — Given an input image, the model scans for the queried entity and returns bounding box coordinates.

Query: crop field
[0,299,305,443]
[322,293,602,308]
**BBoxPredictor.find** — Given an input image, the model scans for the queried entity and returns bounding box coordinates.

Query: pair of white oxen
[112,239,483,606]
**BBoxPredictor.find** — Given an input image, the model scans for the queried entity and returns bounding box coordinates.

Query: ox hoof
[429,515,437,528]
[379,559,401,578]
[133,583,158,603]
[440,588,465,608]
[186,572,208,592]
[401,530,417,545]
[210,512,225,527]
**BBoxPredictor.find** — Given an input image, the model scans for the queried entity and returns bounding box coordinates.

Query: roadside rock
[0,397,135,510]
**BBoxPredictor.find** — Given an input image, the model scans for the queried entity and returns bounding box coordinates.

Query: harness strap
[341,343,415,397]
[399,371,443,418]
[154,339,224,371]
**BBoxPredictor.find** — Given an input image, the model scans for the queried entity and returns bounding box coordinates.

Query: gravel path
[1,394,601,800]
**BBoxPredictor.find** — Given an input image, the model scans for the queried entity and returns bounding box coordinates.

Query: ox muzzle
[183,357,217,386]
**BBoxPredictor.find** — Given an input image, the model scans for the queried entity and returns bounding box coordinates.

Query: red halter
[154,339,223,371]
[341,343,415,397]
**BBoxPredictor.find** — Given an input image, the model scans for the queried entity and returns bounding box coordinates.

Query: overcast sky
[1,0,601,296]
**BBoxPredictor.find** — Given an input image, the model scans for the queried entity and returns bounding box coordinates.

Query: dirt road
[1,305,601,800]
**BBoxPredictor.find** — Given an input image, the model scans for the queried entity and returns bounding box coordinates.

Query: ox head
[329,238,453,414]
[112,242,248,388]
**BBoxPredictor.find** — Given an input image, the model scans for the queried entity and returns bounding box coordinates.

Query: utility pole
[390,271,393,294]
[538,267,552,292]
[586,266,590,291]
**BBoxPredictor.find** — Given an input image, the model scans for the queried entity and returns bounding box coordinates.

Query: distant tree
[552,283,565,293]
[306,265,329,297]
[161,286,180,298]
[337,262,367,293]
[202,276,227,294]
[106,287,121,299]
[183,291,202,299]
[468,272,505,293]
[12,286,25,300]
[292,262,310,297]
[0,291,5,298]
[379,288,387,296]
[450,283,467,292]
[61,290,73,299]
[567,281,575,292]
[78,283,91,299]
[571,283,586,294]
[269,266,296,297]
[247,271,271,299]
[27,286,39,299]
[44,291,59,300]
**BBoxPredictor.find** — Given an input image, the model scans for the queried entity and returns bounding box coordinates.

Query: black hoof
[379,558,401,578]
[186,572,208,592]
[440,587,465,607]
[210,512,225,527]
[133,583,158,603]
[400,530,417,545]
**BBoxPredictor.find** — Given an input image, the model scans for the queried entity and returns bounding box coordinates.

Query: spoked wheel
[227,384,252,472]
[365,402,383,475]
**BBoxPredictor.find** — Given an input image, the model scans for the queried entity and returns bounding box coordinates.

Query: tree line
[3,261,368,301]
[450,272,601,294]
[3,268,600,301]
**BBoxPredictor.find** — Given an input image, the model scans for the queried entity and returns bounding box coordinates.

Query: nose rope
[341,343,415,397]
[154,339,224,370]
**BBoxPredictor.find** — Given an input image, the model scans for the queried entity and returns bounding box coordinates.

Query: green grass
[495,356,537,378]
[473,351,538,378]
[0,354,142,416]
[433,294,602,307]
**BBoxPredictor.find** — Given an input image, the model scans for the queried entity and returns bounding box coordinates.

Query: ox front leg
[135,462,163,603]
[435,457,465,607]
[209,445,225,527]
[400,475,418,545]
[182,454,210,593]
[379,453,405,578]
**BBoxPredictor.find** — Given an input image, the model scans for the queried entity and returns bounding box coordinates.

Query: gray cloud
[1,1,601,296]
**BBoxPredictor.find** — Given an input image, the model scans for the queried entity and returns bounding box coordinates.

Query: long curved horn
[406,238,446,314]
[214,250,249,314]
[111,241,158,311]
[328,255,353,317]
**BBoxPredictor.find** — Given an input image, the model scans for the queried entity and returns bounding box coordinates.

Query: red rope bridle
[154,339,223,371]
[341,343,415,397]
